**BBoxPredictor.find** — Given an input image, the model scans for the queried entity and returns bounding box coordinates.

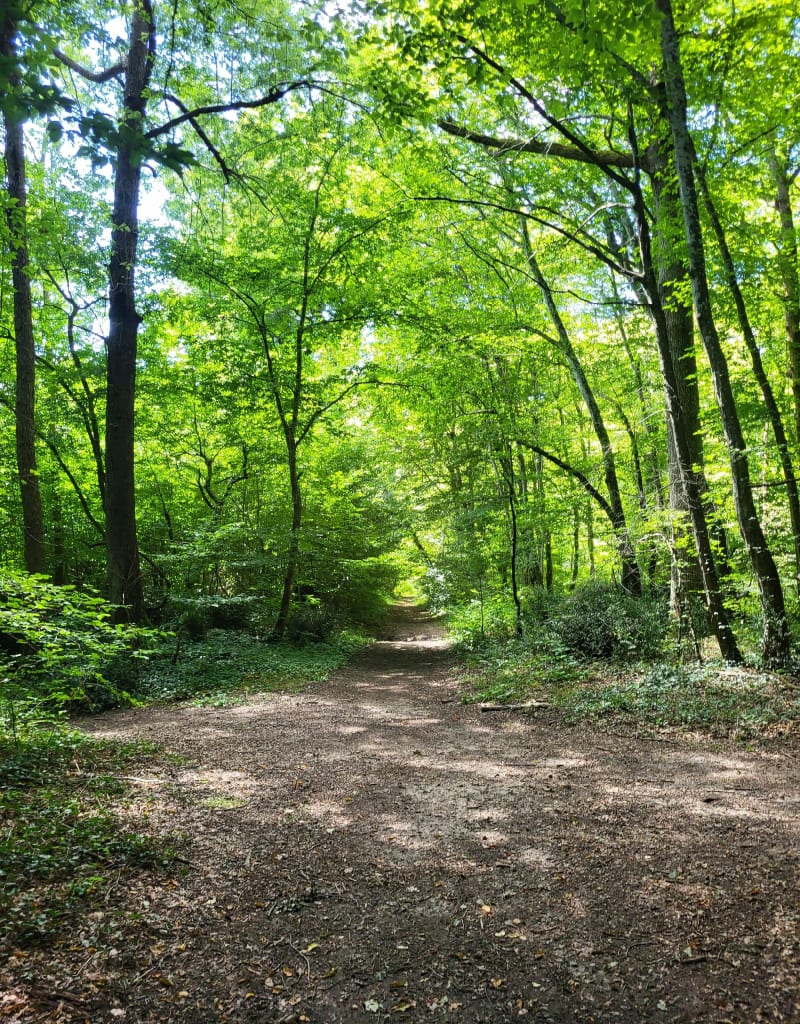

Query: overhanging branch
[54,48,125,83]
[415,194,641,280]
[514,438,616,523]
[163,93,234,181]
[146,80,312,139]
[438,120,635,171]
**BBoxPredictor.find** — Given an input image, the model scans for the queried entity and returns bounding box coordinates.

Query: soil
[2,603,799,1023]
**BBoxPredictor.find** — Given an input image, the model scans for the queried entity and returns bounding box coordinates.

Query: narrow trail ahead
[64,606,800,1021]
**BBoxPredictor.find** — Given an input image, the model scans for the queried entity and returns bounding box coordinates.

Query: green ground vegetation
[0,573,377,961]
[0,729,173,954]
[454,587,800,739]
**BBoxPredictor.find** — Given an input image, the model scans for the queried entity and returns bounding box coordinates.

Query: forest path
[69,605,799,1022]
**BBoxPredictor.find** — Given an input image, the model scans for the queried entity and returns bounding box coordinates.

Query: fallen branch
[478,701,550,711]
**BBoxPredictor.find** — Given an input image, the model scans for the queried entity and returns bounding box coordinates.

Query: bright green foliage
[2,0,800,690]
[452,583,672,664]
[0,570,161,730]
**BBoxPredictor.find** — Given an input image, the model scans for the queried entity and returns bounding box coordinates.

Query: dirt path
[29,606,800,1021]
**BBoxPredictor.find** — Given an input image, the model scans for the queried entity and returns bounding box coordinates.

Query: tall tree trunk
[520,222,642,595]
[695,159,800,590]
[768,148,800,447]
[586,498,595,575]
[657,0,790,666]
[627,120,740,661]
[569,512,580,590]
[105,0,155,620]
[603,185,704,608]
[643,149,709,619]
[1,18,46,574]
[500,450,523,634]
[272,442,302,640]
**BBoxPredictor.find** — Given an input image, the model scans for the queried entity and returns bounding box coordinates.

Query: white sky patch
[140,177,172,227]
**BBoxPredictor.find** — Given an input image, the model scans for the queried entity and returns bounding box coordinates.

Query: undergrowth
[462,630,800,736]
[460,633,586,704]
[136,628,370,707]
[553,663,800,736]
[453,587,800,738]
[0,729,172,956]
[0,569,375,720]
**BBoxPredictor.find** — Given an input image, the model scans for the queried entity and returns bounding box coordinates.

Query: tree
[100,0,155,619]
[350,0,800,661]
[177,101,396,637]
[1,5,49,573]
[51,0,313,618]
[656,0,790,664]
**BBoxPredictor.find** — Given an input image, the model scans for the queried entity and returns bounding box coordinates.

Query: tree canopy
[2,0,800,667]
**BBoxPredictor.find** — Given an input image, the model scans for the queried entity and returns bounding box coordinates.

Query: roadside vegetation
[452,585,800,739]
[0,571,379,958]
[0,728,173,956]
[1,574,798,977]
[2,3,800,1013]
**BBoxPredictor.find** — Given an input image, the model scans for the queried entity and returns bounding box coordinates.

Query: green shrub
[421,567,451,613]
[285,603,338,643]
[319,558,396,628]
[179,604,211,640]
[0,571,162,730]
[550,582,669,660]
[522,586,559,625]
[166,594,266,636]
[462,631,585,704]
[448,594,519,649]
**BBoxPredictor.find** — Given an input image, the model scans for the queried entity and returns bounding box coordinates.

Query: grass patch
[458,629,800,738]
[0,728,172,955]
[136,628,370,706]
[552,663,800,737]
[460,634,587,704]
[198,796,247,810]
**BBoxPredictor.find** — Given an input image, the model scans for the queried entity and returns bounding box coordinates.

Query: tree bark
[1,17,47,574]
[657,0,789,666]
[105,0,155,620]
[626,115,740,660]
[639,146,710,618]
[696,158,800,590]
[500,450,523,634]
[569,512,580,589]
[520,224,642,595]
[768,148,800,447]
[272,441,302,640]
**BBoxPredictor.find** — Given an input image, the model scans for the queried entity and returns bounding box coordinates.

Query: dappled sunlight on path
[76,604,800,1023]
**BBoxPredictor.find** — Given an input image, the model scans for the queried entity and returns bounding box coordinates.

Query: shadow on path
[36,603,800,1023]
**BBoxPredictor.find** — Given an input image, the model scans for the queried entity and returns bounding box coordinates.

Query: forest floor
[3,603,800,1023]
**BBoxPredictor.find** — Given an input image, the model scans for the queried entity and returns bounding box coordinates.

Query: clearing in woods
[8,604,800,1022]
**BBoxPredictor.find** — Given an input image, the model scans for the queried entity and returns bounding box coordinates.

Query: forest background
[2,0,800,727]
